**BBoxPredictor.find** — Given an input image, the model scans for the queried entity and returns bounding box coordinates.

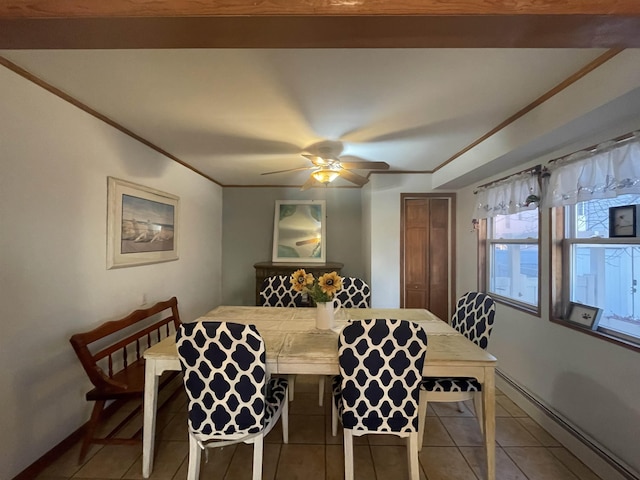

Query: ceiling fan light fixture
[312,168,340,184]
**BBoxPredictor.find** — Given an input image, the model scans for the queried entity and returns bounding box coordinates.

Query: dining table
[142,306,497,480]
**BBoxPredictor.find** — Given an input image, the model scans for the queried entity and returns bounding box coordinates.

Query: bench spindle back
[70,297,181,391]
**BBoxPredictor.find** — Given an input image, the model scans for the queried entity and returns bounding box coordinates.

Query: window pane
[490,243,539,306]
[571,194,640,239]
[571,244,640,340]
[491,209,539,239]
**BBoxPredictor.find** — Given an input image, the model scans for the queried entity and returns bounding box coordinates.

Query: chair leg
[331,399,338,437]
[252,435,264,480]
[187,434,201,480]
[417,391,427,452]
[318,375,325,406]
[79,399,105,463]
[343,429,355,480]
[282,388,289,444]
[407,432,420,480]
[288,374,295,401]
[473,392,484,434]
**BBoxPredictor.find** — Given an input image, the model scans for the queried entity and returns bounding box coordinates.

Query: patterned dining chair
[334,277,371,308]
[176,321,289,480]
[417,292,496,449]
[259,275,305,307]
[332,319,428,480]
[259,274,308,402]
[318,276,370,406]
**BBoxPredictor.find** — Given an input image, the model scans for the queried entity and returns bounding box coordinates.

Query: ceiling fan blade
[340,161,390,170]
[261,166,314,175]
[302,153,333,167]
[340,169,369,186]
[339,156,390,170]
[300,175,321,191]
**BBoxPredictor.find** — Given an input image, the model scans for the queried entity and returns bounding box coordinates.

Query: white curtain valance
[543,132,640,207]
[474,170,540,219]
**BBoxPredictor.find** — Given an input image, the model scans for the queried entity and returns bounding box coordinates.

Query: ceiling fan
[261,144,390,190]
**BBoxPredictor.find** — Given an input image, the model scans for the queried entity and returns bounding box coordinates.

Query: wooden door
[401,194,455,322]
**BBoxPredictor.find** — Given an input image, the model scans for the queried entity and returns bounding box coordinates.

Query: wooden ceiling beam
[1,0,640,18]
[2,15,640,48]
[1,1,639,49]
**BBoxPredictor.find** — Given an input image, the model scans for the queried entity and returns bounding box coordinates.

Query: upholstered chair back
[176,322,269,439]
[450,292,496,349]
[335,277,371,308]
[337,318,427,433]
[259,275,305,307]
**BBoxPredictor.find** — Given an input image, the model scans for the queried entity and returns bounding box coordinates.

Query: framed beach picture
[107,177,179,269]
[272,200,326,263]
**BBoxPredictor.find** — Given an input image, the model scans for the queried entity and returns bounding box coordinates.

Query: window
[563,194,640,344]
[486,209,540,311]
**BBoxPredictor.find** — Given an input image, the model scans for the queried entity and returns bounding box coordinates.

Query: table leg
[142,360,159,478]
[483,367,496,480]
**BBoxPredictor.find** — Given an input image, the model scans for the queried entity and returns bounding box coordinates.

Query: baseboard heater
[496,370,639,480]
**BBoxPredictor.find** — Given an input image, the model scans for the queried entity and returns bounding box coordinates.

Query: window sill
[490,295,540,317]
[550,317,640,352]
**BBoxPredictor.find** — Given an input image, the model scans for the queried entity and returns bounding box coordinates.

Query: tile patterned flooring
[36,375,603,480]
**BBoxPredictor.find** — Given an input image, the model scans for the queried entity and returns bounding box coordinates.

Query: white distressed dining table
[142,306,497,480]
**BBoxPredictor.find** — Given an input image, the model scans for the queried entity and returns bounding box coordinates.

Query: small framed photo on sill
[608,204,639,238]
[566,302,602,330]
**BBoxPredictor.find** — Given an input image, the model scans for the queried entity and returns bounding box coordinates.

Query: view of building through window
[489,209,539,307]
[567,194,640,342]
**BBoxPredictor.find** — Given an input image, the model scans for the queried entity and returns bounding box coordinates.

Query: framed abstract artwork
[272,200,326,263]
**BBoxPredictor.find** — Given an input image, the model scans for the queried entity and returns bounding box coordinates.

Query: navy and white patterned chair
[259,275,305,307]
[417,292,496,449]
[176,321,289,480]
[332,319,428,480]
[334,277,371,308]
[259,274,308,401]
[318,277,370,406]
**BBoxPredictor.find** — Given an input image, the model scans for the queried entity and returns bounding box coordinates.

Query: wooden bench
[69,297,181,462]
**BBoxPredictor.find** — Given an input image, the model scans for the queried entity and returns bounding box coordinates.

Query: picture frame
[272,200,326,263]
[608,204,639,238]
[566,302,602,330]
[107,177,179,269]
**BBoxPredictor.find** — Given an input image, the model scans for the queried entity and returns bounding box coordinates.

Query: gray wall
[222,187,365,305]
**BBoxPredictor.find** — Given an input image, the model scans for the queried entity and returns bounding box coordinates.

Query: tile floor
[36,375,603,480]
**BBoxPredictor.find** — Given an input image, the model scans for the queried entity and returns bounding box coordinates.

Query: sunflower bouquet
[290,269,343,304]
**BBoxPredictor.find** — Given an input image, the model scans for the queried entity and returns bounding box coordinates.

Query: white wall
[365,122,640,475]
[361,183,372,285]
[368,173,436,307]
[433,50,640,190]
[222,187,365,306]
[0,67,223,478]
[455,132,640,476]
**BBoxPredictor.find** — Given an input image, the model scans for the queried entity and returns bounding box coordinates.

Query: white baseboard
[496,371,639,480]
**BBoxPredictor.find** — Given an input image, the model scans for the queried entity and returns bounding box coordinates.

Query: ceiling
[3,48,640,190]
[2,1,640,190]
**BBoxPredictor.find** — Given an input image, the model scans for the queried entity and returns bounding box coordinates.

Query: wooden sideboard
[254,261,344,306]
